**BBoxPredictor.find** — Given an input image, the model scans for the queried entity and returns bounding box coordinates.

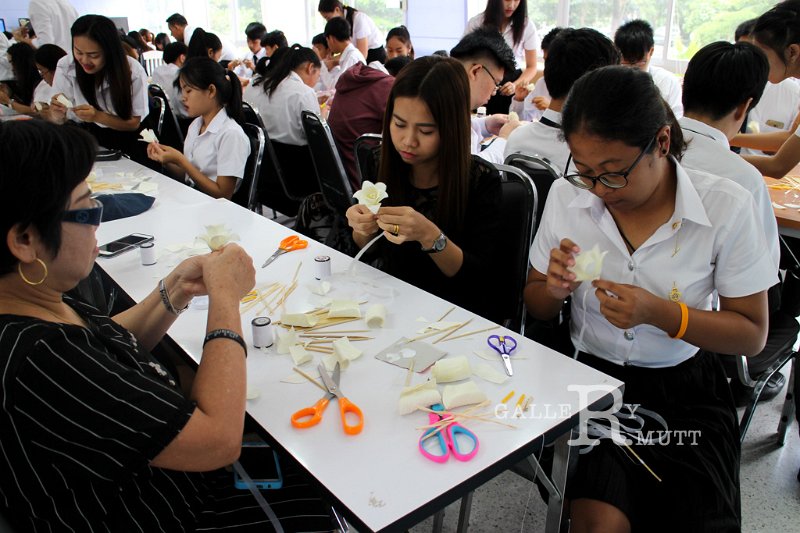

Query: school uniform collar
[65,58,111,90]
[567,156,712,228]
[679,116,729,148]
[286,71,304,84]
[199,108,231,136]
[539,108,562,128]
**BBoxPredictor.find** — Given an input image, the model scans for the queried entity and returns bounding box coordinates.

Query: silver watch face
[433,233,447,251]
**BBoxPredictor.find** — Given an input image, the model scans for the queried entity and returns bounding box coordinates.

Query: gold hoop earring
[18,258,48,286]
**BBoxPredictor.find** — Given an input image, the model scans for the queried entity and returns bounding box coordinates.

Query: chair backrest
[301,110,354,214]
[493,163,537,334]
[141,50,164,76]
[354,133,382,186]
[148,84,184,151]
[232,123,266,213]
[503,153,561,235]
[242,101,265,129]
[144,95,166,137]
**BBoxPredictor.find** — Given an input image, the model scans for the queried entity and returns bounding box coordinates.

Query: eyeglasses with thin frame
[564,136,657,190]
[62,198,103,226]
[479,64,503,93]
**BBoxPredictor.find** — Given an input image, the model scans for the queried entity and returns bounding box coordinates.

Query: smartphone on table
[98,233,153,258]
[233,442,283,490]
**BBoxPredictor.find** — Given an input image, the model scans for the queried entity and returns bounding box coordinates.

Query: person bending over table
[525,65,774,531]
[147,56,250,200]
[345,56,506,323]
[0,120,334,532]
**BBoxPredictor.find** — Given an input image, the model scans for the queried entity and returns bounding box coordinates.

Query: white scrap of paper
[773,202,787,210]
[56,94,73,108]
[473,362,510,384]
[508,111,519,122]
[289,345,312,366]
[569,244,608,282]
[138,128,158,143]
[365,304,386,328]
[246,386,260,399]
[309,281,332,295]
[353,180,388,214]
[333,337,362,361]
[416,321,460,334]
[276,327,298,354]
[196,224,240,251]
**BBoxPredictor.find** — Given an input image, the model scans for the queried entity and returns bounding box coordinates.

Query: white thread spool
[251,317,274,348]
[315,255,331,280]
[140,241,156,266]
[476,106,487,118]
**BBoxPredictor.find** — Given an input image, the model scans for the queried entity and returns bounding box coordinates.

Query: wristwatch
[421,232,447,254]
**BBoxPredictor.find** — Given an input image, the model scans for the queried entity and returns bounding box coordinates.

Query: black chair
[242,101,265,130]
[353,133,382,186]
[503,153,563,235]
[492,163,537,335]
[231,123,266,213]
[300,110,354,215]
[148,84,184,151]
[144,95,165,138]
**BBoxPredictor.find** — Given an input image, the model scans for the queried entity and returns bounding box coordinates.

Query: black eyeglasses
[479,64,503,92]
[564,137,657,190]
[62,198,103,226]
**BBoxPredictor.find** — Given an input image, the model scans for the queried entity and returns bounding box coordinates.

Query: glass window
[567,0,670,57]
[308,0,404,39]
[208,0,263,46]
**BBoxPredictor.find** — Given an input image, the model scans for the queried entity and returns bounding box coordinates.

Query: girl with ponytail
[147,56,250,200]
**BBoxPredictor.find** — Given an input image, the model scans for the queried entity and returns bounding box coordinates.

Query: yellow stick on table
[501,390,515,404]
[515,394,526,408]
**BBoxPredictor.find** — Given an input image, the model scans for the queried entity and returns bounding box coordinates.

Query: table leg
[432,509,445,533]
[544,431,572,533]
[456,491,474,533]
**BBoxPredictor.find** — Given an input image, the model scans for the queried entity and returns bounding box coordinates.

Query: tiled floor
[407,366,800,532]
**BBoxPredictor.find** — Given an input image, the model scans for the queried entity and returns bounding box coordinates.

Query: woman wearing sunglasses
[525,66,774,531]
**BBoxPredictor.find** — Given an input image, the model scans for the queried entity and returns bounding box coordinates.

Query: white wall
[407,0,467,57]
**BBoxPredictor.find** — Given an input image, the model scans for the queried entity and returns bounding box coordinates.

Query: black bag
[294,193,359,257]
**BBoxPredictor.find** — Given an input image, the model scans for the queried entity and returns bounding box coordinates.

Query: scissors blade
[261,249,285,268]
[317,362,339,395]
[501,353,513,376]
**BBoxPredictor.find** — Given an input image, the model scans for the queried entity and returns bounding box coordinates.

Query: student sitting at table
[0,119,336,532]
[187,28,223,62]
[154,32,170,51]
[312,32,335,91]
[323,17,366,90]
[228,22,267,81]
[525,65,774,531]
[385,26,414,60]
[49,14,149,164]
[243,45,320,214]
[262,30,288,60]
[346,56,506,322]
[509,26,562,122]
[504,28,620,174]
[147,57,250,200]
[318,0,384,63]
[151,41,189,118]
[29,44,68,117]
[0,42,42,115]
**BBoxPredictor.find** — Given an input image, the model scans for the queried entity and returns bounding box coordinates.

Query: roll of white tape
[140,242,156,266]
[252,317,274,348]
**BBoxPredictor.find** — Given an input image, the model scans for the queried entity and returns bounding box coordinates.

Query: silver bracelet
[159,278,188,315]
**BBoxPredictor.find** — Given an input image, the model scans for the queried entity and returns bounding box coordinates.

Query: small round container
[314,255,331,280]
[251,317,274,348]
[140,241,156,266]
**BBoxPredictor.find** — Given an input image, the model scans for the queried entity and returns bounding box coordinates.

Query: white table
[93,161,623,532]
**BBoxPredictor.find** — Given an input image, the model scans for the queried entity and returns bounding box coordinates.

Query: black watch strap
[204,329,248,357]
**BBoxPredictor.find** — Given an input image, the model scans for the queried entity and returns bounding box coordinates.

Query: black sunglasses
[62,198,103,226]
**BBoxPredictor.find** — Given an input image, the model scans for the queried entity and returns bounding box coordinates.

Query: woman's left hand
[499,81,516,96]
[165,255,210,309]
[593,279,661,329]
[147,142,184,165]
[72,104,99,122]
[376,206,440,247]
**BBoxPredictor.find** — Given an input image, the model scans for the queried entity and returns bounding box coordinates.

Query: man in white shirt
[615,19,683,118]
[505,28,620,175]
[229,23,267,80]
[151,42,188,118]
[27,0,78,54]
[166,13,236,62]
[450,28,520,164]
[323,17,366,91]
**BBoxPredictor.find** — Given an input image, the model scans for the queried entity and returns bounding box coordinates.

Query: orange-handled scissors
[261,235,308,268]
[291,362,364,435]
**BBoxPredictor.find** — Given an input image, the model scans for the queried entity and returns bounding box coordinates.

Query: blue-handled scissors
[488,334,517,376]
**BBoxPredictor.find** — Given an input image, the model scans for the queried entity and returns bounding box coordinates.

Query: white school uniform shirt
[530,161,777,368]
[183,26,237,62]
[679,116,779,271]
[243,71,318,146]
[52,55,149,127]
[31,79,55,106]
[504,109,570,174]
[0,33,13,81]
[183,109,250,191]
[648,65,683,118]
[509,76,549,122]
[28,0,78,54]
[234,47,267,79]
[743,80,800,155]
[151,62,188,117]
[465,13,538,69]
[471,116,506,164]
[327,43,366,89]
[351,11,383,50]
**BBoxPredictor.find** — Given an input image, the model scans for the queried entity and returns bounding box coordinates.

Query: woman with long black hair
[0,42,42,113]
[318,0,385,63]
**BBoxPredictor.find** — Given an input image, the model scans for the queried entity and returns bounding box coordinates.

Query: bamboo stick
[292,367,327,391]
[433,318,473,344]
[442,325,501,343]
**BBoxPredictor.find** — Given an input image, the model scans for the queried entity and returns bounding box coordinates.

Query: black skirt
[569,351,741,532]
[366,46,387,64]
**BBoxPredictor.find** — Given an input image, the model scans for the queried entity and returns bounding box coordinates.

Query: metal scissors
[488,334,517,376]
[418,404,479,463]
[261,235,308,268]
[291,362,364,435]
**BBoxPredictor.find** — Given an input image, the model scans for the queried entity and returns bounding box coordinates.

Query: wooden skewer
[304,345,334,354]
[300,330,370,336]
[443,325,501,343]
[405,360,415,387]
[621,443,662,482]
[306,317,361,331]
[291,261,302,283]
[435,306,455,322]
[405,323,460,344]
[433,318,473,344]
[292,366,326,392]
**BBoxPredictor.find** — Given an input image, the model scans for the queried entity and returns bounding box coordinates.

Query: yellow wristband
[671,302,688,340]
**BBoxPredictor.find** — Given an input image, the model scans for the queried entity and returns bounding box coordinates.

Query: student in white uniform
[510,26,562,122]
[450,28,519,164]
[526,65,773,532]
[49,15,149,164]
[147,57,250,200]
[0,43,42,114]
[166,13,236,62]
[323,17,366,91]
[151,41,188,118]
[228,23,267,81]
[505,28,620,175]
[31,44,67,116]
[187,29,223,62]
[465,0,539,115]
[27,0,78,53]
[385,26,414,60]
[318,0,385,63]
[614,19,683,118]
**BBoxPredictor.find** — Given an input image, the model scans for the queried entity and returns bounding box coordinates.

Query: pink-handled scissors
[261,235,308,268]
[418,404,479,463]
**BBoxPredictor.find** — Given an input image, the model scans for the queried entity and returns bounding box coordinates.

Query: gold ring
[392,224,400,236]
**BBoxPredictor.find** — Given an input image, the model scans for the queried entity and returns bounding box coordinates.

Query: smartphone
[233,443,283,490]
[98,233,153,258]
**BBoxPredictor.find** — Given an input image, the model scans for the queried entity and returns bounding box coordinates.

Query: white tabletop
[93,161,622,532]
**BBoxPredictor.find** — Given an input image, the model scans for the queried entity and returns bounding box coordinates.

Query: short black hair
[540,26,564,52]
[324,17,351,41]
[449,28,516,77]
[0,121,96,274]
[752,0,800,63]
[545,28,620,100]
[163,41,188,64]
[682,41,768,121]
[165,13,188,27]
[262,30,288,49]
[614,19,654,62]
[312,33,328,48]
[735,18,757,42]
[34,43,67,72]
[246,23,267,42]
[385,55,411,76]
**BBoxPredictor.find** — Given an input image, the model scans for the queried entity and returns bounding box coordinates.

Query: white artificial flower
[747,120,760,134]
[139,128,158,143]
[569,244,608,282]
[56,94,73,108]
[195,224,240,251]
[525,83,535,92]
[508,111,520,122]
[353,180,388,214]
